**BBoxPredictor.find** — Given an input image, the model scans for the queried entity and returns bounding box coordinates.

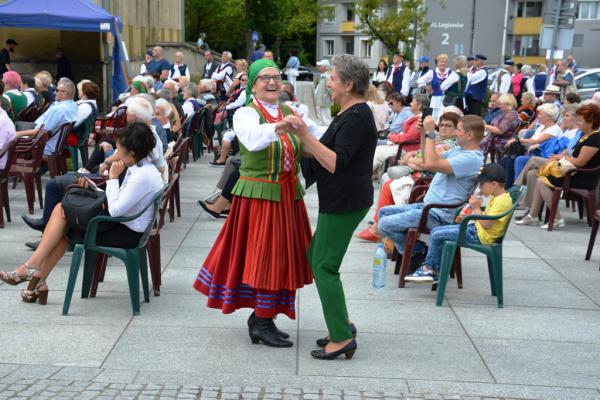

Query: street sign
[540,25,575,49]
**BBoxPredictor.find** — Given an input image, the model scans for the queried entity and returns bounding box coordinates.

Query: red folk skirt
[193,176,313,319]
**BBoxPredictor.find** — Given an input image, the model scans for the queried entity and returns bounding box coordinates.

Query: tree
[355,0,444,57]
[186,0,318,62]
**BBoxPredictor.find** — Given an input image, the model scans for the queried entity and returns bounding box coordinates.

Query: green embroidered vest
[4,91,27,121]
[231,103,305,202]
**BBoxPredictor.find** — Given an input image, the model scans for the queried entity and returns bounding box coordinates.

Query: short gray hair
[222,51,232,58]
[156,89,173,102]
[58,77,75,99]
[135,93,156,108]
[155,98,172,117]
[537,103,560,121]
[199,79,215,93]
[125,97,154,122]
[413,94,430,110]
[331,54,370,97]
[183,84,198,98]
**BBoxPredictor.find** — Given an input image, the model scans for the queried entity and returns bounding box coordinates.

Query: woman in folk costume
[416,53,459,122]
[193,59,312,348]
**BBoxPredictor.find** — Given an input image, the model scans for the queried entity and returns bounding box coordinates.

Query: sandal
[21,278,48,305]
[0,263,39,286]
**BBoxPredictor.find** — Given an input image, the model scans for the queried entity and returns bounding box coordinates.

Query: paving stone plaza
[0,84,599,400]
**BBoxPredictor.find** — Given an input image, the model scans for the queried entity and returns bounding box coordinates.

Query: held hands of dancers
[276,115,308,137]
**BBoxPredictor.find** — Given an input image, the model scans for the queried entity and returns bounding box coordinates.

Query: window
[577,72,600,89]
[514,35,540,56]
[516,1,543,17]
[578,1,600,19]
[346,5,354,21]
[345,39,354,55]
[360,40,372,58]
[324,40,335,56]
[323,5,335,23]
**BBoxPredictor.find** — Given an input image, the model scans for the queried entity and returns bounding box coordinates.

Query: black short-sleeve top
[548,130,600,190]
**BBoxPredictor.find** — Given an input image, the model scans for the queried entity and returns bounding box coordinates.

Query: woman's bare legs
[529,178,562,220]
[13,203,68,280]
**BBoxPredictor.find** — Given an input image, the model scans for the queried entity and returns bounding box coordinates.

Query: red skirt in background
[193,177,313,319]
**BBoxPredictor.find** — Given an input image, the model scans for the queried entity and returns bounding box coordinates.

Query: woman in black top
[287,54,377,360]
[519,103,600,229]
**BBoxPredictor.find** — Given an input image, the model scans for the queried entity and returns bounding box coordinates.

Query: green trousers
[307,208,368,342]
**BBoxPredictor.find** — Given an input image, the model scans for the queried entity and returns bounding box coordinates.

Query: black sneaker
[208,161,226,167]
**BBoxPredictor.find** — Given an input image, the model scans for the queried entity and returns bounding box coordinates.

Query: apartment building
[316,0,600,68]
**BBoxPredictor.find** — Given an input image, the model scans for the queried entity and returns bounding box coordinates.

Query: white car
[575,68,600,100]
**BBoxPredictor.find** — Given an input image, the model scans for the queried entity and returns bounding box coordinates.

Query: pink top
[0,108,16,170]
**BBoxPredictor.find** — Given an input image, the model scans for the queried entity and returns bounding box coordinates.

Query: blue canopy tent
[0,0,127,102]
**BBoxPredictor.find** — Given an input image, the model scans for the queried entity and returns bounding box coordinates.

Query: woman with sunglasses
[194,59,313,348]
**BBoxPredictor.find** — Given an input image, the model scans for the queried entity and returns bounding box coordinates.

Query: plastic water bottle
[371,243,387,289]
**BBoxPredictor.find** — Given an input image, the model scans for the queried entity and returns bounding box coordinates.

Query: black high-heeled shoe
[316,323,356,348]
[249,316,293,348]
[248,312,289,339]
[311,339,357,360]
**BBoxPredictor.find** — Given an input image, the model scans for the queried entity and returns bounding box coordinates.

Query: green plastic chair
[436,186,526,308]
[62,188,165,316]
[67,112,97,171]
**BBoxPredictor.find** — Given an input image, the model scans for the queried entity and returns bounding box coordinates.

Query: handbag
[504,139,527,159]
[61,185,110,242]
[537,158,576,188]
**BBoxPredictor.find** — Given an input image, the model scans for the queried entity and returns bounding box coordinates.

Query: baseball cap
[477,163,507,184]
[6,39,18,45]
[316,59,330,68]
[417,56,429,63]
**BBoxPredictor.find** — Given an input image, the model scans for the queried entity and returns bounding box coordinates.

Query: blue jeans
[378,203,456,255]
[425,224,480,272]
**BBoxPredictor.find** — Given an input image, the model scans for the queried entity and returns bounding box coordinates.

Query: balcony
[513,17,543,35]
[340,21,355,32]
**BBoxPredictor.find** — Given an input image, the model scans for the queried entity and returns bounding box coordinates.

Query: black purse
[61,185,111,242]
[504,139,527,159]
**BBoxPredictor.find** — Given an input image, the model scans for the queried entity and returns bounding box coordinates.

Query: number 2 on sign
[442,33,449,45]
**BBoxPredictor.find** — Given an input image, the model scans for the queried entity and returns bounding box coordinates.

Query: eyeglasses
[439,123,456,128]
[256,74,282,83]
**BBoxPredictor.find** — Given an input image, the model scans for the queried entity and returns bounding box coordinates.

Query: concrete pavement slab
[297,331,495,383]
[474,337,600,389]
[452,303,600,343]
[101,325,297,375]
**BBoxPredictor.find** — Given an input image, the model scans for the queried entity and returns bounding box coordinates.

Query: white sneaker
[515,214,538,226]
[540,218,565,230]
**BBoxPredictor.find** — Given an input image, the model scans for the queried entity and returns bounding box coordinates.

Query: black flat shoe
[248,312,289,339]
[311,339,357,360]
[249,316,293,348]
[316,323,356,348]
[25,241,40,251]
[22,215,45,232]
[197,200,221,220]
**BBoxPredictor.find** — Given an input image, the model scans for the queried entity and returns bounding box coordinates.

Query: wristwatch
[425,131,436,140]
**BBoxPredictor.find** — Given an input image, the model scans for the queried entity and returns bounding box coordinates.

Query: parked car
[575,68,600,100]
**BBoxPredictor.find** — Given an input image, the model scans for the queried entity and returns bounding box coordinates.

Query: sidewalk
[1,95,600,399]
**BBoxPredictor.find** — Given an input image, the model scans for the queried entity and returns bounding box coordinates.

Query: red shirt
[388,114,421,152]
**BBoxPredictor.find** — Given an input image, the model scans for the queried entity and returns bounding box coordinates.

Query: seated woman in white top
[0,122,164,305]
